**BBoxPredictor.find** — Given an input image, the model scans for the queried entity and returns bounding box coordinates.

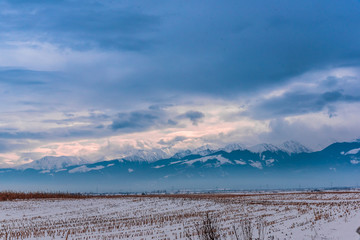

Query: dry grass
[1,190,359,201]
[0,191,86,201]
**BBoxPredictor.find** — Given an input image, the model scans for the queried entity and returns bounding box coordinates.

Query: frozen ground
[0,191,360,239]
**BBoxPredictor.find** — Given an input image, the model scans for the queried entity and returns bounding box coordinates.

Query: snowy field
[1,191,360,239]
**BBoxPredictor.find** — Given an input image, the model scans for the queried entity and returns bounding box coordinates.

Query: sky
[1,0,360,166]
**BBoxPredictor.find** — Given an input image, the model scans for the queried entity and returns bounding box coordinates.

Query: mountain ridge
[14,140,310,170]
[13,141,313,170]
[1,141,360,192]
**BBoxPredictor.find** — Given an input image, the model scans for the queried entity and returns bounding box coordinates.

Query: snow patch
[107,163,115,167]
[184,155,232,165]
[249,160,263,169]
[69,165,104,173]
[169,160,182,165]
[345,148,360,155]
[350,159,360,165]
[128,168,134,173]
[153,165,165,169]
[234,160,246,165]
[265,159,275,166]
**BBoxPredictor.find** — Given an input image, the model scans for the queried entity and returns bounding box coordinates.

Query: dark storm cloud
[109,107,177,132]
[177,111,205,126]
[0,0,160,51]
[0,106,179,145]
[109,108,205,132]
[117,0,360,98]
[110,111,159,131]
[249,90,360,119]
[1,0,360,103]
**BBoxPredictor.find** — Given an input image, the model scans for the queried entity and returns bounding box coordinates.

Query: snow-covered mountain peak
[171,144,218,159]
[279,140,312,153]
[248,141,311,154]
[191,144,218,156]
[17,156,87,170]
[221,143,246,153]
[249,143,280,153]
[123,149,170,162]
[16,141,313,171]
[172,149,192,159]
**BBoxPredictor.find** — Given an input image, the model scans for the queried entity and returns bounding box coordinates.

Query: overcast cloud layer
[1,0,360,166]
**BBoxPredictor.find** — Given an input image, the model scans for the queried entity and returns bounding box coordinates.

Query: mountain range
[16,140,310,171]
[1,141,360,193]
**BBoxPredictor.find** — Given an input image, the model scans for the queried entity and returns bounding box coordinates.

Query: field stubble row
[0,191,359,239]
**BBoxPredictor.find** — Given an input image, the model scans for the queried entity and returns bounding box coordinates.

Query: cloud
[249,90,360,119]
[110,107,205,133]
[1,0,160,51]
[0,112,114,143]
[1,0,360,165]
[42,112,111,125]
[0,68,53,85]
[258,111,360,150]
[157,136,187,147]
[177,111,205,126]
[0,128,100,141]
[112,0,360,98]
[1,0,360,103]
[0,131,46,140]
[0,139,30,153]
[111,111,159,131]
[110,107,177,132]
